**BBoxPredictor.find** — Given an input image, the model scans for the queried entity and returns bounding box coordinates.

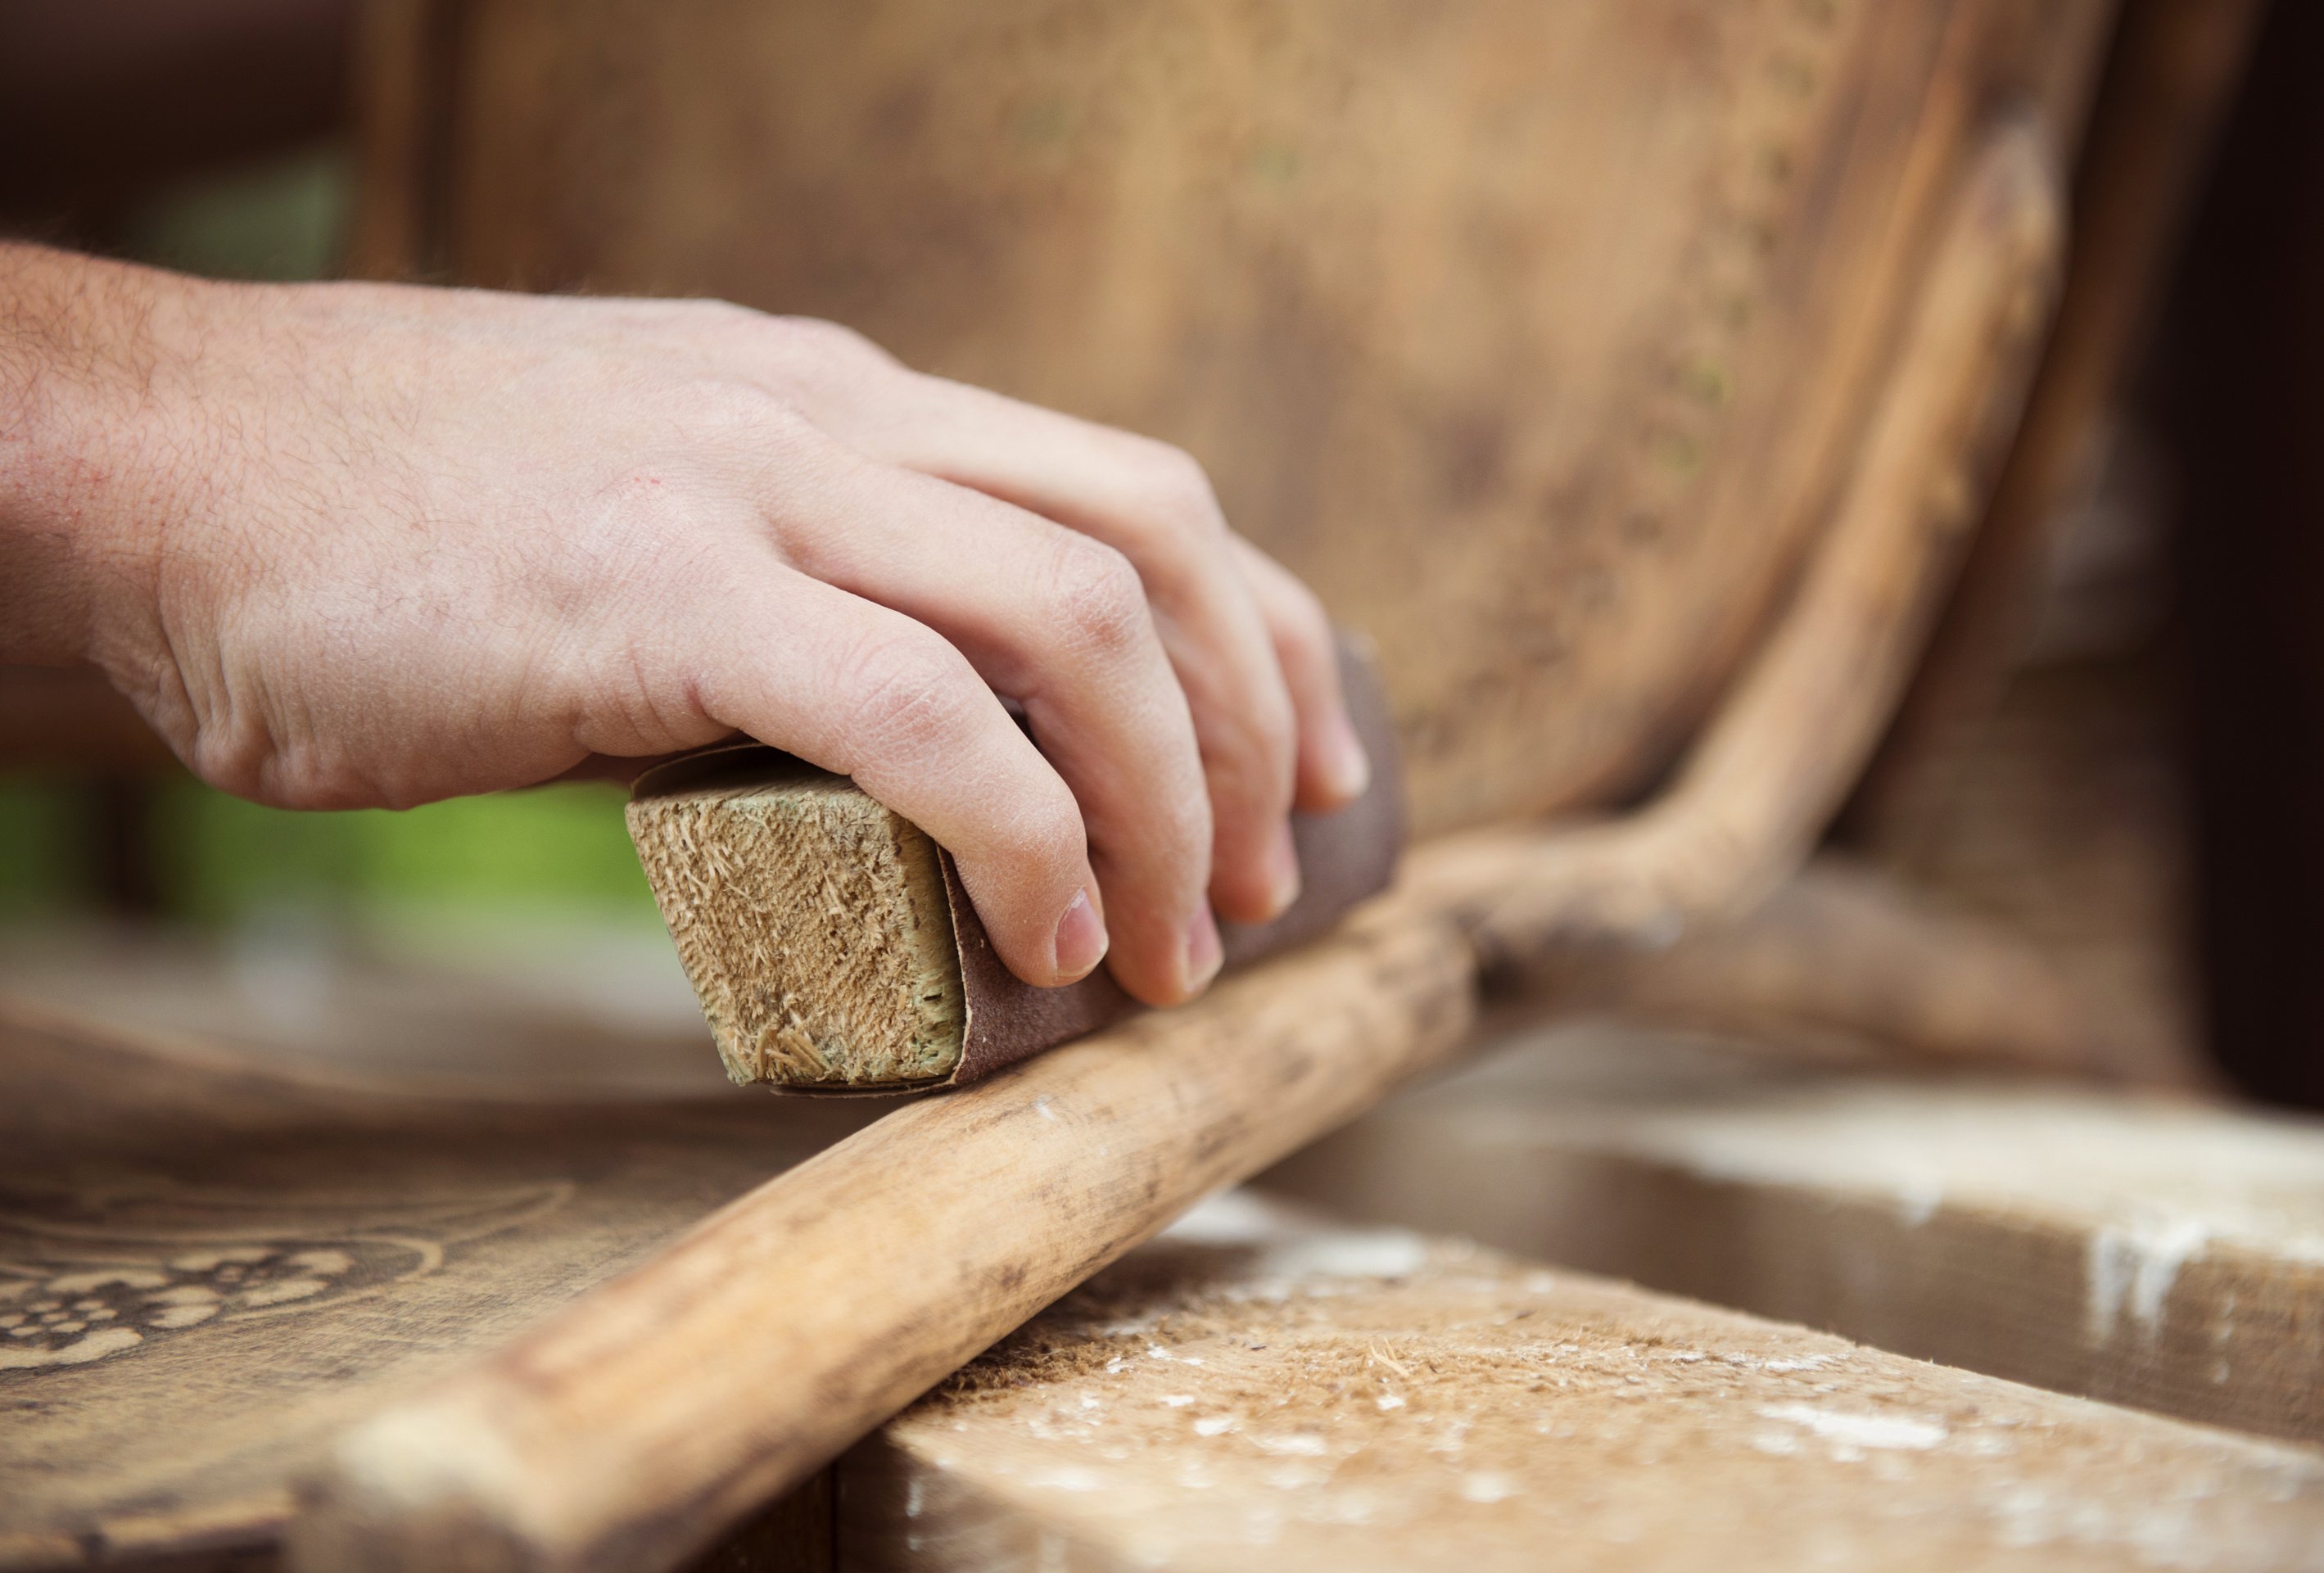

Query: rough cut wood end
[626,752,965,1090]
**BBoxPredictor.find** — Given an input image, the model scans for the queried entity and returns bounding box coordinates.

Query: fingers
[682,310,1372,992]
[1227,536,1372,811]
[815,368,1311,926]
[757,436,1222,1006]
[687,559,1111,992]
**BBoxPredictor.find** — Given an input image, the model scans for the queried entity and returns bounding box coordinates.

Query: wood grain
[843,1192,2324,1571]
[626,749,970,1088]
[2,841,2098,1568]
[0,996,876,1571]
[1401,115,2063,966]
[355,0,2118,839]
[289,916,1475,1573]
[4,816,2097,1572]
[1269,1022,2324,1448]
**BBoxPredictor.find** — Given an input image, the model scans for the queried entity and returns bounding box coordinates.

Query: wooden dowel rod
[289,915,1475,1573]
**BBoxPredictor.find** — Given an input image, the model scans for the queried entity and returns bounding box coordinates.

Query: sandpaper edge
[940,635,1404,1088]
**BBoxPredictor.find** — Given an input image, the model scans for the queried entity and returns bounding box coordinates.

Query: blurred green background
[0,771,653,928]
[1,142,661,942]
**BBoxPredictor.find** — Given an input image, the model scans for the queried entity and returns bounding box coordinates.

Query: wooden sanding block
[627,640,1404,1094]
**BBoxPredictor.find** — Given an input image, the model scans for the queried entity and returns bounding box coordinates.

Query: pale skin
[0,242,1369,1006]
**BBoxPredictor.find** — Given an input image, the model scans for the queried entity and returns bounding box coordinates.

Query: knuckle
[1277,580,1336,665]
[237,744,359,812]
[667,297,775,348]
[669,373,768,427]
[1163,790,1216,880]
[842,633,980,761]
[1133,441,1228,540]
[183,703,306,808]
[1254,684,1302,768]
[679,378,817,454]
[1019,778,1090,866]
[684,297,762,330]
[769,316,899,379]
[1215,715,1298,816]
[1044,537,1152,658]
[1243,549,1337,676]
[189,735,269,803]
[1197,671,1300,820]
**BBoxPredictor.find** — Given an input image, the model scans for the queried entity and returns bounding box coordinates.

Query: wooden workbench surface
[849,1193,2324,1571]
[1271,1022,2324,1447]
[16,973,2324,1571]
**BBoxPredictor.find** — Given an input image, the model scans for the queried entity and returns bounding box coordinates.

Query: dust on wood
[1270,1022,2324,1448]
[847,1192,2324,1571]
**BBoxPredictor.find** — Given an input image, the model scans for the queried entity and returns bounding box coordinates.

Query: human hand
[0,246,1371,1006]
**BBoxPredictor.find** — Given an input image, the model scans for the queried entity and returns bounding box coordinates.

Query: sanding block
[628,639,1404,1094]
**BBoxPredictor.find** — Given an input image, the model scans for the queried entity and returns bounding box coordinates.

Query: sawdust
[866,1194,2324,1572]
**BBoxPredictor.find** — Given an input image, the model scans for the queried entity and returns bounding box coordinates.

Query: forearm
[0,242,198,669]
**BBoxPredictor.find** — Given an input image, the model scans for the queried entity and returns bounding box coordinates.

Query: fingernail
[1264,820,1301,918]
[1053,888,1108,983]
[1323,713,1371,802]
[1184,902,1223,994]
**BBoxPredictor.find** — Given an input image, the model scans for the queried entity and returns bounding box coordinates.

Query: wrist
[0,243,223,673]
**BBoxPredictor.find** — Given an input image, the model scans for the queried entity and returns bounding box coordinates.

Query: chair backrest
[357,0,2116,834]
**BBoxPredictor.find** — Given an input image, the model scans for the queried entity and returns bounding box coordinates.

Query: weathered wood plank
[0,997,872,1571]
[843,1192,2324,1571]
[1268,1024,2324,1446]
[285,783,2134,1573]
